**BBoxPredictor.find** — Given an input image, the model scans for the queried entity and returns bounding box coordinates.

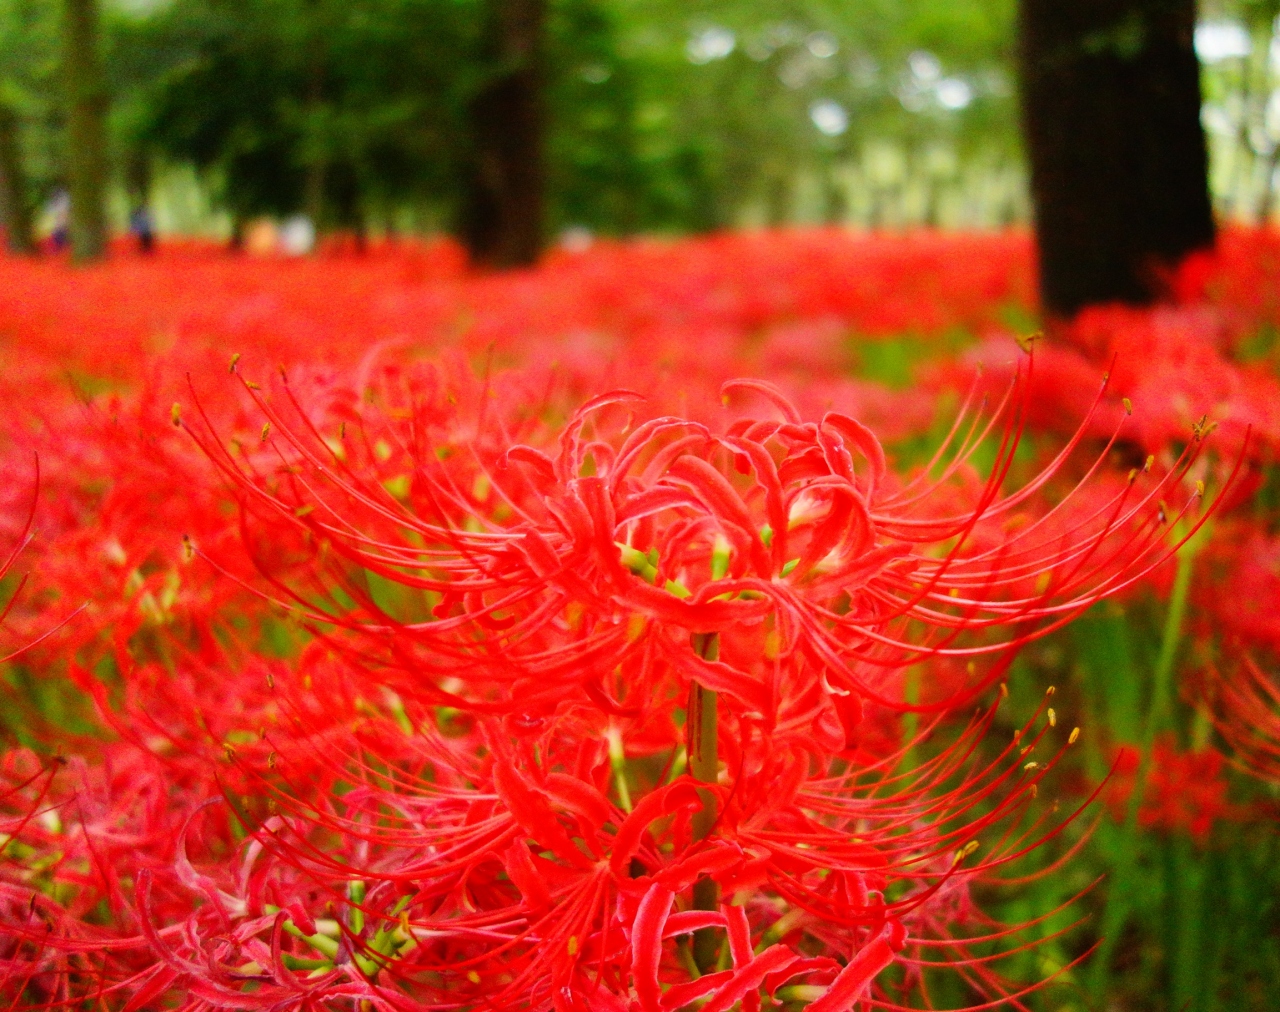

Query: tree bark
[61,0,109,263]
[1018,0,1215,317]
[0,102,36,255]
[459,0,545,269]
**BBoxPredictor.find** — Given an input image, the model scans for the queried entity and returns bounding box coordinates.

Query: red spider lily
[1195,524,1280,657]
[937,316,1278,467]
[3,354,1171,1011]
[0,361,1179,1008]
[1202,657,1280,785]
[1173,224,1280,343]
[1,645,1092,1011]
[184,362,1222,732]
[3,226,1270,1010]
[0,463,41,662]
[1105,738,1235,841]
[0,232,1034,396]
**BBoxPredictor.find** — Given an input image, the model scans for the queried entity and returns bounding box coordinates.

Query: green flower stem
[607,723,632,812]
[689,631,720,973]
[1088,525,1202,998]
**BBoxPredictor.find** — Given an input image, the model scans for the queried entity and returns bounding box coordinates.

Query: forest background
[0,0,1276,249]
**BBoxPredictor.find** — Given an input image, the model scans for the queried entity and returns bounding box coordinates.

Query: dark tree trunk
[1018,0,1215,317]
[0,102,36,254]
[61,0,110,263]
[460,0,545,269]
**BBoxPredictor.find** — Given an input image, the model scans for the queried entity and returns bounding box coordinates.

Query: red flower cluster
[1203,658,1280,785]
[0,344,1212,1009]
[0,226,1270,1009]
[1106,739,1234,841]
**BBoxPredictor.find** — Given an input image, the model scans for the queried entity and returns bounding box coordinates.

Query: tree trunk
[61,0,110,263]
[1018,0,1215,317]
[459,0,545,269]
[0,102,36,255]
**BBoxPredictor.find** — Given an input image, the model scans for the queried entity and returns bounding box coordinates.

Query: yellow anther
[1046,685,1056,697]
[171,402,182,426]
[229,353,241,373]
[261,422,271,443]
[1048,708,1057,727]
[1068,727,1080,745]
[1123,397,1132,415]
[1024,761,1041,772]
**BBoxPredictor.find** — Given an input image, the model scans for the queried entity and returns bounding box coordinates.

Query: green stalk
[607,723,632,812]
[1088,527,1201,998]
[688,631,720,973]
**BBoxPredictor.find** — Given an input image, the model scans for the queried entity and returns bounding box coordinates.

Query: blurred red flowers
[0,227,1272,1009]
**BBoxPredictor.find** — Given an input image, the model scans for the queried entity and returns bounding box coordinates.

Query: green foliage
[107,0,481,226]
[1,0,1026,237]
[0,0,63,202]
[992,567,1280,1010]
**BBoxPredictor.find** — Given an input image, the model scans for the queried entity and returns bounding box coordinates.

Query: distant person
[129,205,155,254]
[48,188,69,251]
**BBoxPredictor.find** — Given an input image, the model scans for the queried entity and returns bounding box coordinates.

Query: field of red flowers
[2,227,1279,1011]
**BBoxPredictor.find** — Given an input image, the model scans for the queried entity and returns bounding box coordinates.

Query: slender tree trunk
[1018,0,1215,317]
[299,0,328,242]
[764,167,792,227]
[823,165,848,226]
[61,0,110,263]
[0,102,36,254]
[460,0,545,269]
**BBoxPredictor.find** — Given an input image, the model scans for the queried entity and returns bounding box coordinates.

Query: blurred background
[0,0,1274,255]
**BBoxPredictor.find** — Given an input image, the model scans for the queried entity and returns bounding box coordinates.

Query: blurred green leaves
[1,0,1024,236]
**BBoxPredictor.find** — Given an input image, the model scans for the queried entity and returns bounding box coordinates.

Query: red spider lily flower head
[189,361,1224,740]
[1202,656,1280,786]
[946,309,1280,465]
[16,357,1184,1009]
[0,654,1092,1011]
[0,348,1225,1011]
[0,375,295,676]
[1196,525,1280,657]
[1106,738,1236,841]
[0,462,40,659]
